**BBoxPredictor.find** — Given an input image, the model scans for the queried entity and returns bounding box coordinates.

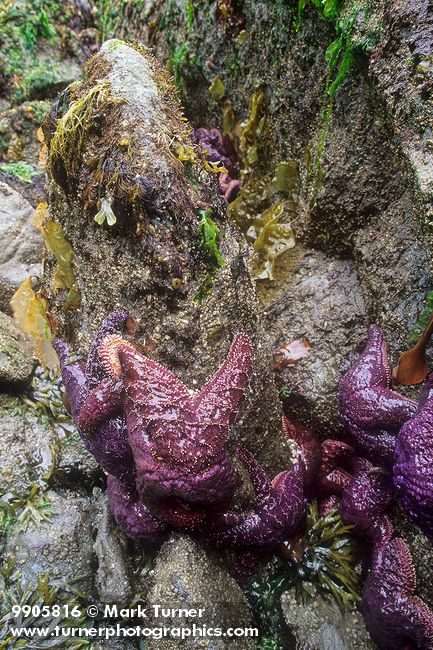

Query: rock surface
[281,585,375,650]
[260,247,367,433]
[0,311,34,385]
[146,534,255,649]
[94,493,133,605]
[0,394,56,498]
[3,489,95,596]
[0,181,43,313]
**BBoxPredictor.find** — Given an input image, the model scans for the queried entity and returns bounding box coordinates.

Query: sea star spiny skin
[339,325,417,467]
[394,372,433,542]
[54,311,134,487]
[206,424,306,549]
[76,329,253,526]
[341,463,433,649]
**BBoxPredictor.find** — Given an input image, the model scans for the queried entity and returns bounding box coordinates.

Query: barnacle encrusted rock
[42,40,286,473]
[0,311,35,386]
[146,534,255,650]
[0,182,43,314]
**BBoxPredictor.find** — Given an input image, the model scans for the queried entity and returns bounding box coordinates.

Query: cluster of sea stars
[56,313,433,649]
[55,311,307,551]
[336,325,433,648]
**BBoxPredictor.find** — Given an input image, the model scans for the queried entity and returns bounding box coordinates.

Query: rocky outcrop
[94,493,133,606]
[146,534,255,649]
[0,182,43,313]
[281,584,374,650]
[0,394,55,498]
[261,247,367,433]
[0,311,34,385]
[41,40,289,474]
[3,489,95,596]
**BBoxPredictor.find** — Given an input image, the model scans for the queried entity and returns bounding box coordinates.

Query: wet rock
[260,247,367,433]
[42,40,288,475]
[0,394,56,498]
[0,311,34,386]
[353,195,431,354]
[54,426,103,489]
[0,171,47,207]
[368,0,433,203]
[94,493,133,605]
[146,534,255,649]
[281,584,374,650]
[3,489,95,596]
[0,181,43,313]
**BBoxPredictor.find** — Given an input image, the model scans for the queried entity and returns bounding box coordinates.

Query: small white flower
[94,197,117,226]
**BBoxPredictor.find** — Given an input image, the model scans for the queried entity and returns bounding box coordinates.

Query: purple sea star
[194,127,241,201]
[206,417,307,549]
[341,463,433,649]
[339,325,417,466]
[394,372,433,542]
[75,327,253,528]
[54,310,135,487]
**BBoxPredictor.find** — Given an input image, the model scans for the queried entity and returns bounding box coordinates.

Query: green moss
[48,81,118,180]
[408,291,433,345]
[0,0,60,102]
[0,161,38,182]
[294,0,380,178]
[194,210,224,303]
[97,0,146,41]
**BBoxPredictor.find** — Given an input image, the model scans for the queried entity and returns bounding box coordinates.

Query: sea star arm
[192,332,253,426]
[76,376,125,433]
[53,339,87,418]
[208,447,305,548]
[350,387,417,430]
[86,310,129,388]
[107,475,167,540]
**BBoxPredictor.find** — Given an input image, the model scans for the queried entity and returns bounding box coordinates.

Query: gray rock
[368,0,433,202]
[354,195,431,354]
[0,310,34,386]
[94,493,133,605]
[0,181,43,313]
[146,534,255,649]
[281,584,375,650]
[54,425,102,489]
[261,247,367,433]
[3,489,95,596]
[0,394,57,499]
